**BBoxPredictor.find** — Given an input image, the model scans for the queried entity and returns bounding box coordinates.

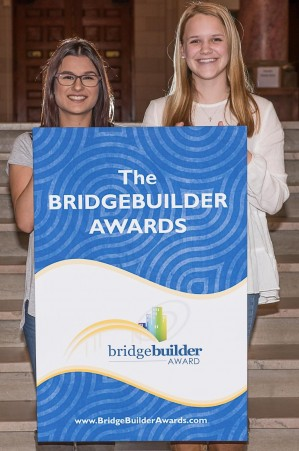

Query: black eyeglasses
[55,73,101,87]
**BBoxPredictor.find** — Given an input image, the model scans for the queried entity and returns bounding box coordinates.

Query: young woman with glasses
[8,37,114,380]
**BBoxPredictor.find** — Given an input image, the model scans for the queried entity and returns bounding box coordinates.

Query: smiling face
[181,13,230,89]
[54,55,100,127]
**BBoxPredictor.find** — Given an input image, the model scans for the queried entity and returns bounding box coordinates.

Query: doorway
[13,0,133,122]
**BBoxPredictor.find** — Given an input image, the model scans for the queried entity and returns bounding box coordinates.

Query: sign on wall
[33,126,247,442]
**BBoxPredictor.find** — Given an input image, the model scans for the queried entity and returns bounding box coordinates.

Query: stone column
[238,0,298,121]
[238,0,289,64]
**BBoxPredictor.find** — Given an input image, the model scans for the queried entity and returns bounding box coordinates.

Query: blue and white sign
[33,126,247,442]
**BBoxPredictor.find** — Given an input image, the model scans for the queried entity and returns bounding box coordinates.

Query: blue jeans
[247,293,259,342]
[23,294,259,381]
[23,300,36,381]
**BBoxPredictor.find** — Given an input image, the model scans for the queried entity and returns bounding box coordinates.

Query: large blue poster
[33,126,247,443]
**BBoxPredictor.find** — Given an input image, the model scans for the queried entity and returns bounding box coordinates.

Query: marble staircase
[0,123,299,450]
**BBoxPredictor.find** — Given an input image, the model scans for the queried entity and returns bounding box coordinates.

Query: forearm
[14,175,34,233]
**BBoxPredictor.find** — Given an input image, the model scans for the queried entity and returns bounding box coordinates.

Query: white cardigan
[143,95,289,304]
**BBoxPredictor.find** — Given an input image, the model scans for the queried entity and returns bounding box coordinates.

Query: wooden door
[13,0,133,122]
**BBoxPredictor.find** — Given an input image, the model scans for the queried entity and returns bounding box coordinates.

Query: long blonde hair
[163,1,259,137]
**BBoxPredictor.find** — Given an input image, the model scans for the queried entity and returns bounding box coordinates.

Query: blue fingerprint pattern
[33,126,247,294]
[37,372,247,442]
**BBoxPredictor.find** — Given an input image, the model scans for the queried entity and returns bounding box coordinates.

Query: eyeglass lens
[56,73,100,87]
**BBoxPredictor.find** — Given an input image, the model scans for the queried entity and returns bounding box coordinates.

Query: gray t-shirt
[7,132,35,326]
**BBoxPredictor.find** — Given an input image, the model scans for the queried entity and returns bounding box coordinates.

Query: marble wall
[239,0,288,63]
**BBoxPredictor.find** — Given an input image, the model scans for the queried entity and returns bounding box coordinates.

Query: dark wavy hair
[41,37,114,127]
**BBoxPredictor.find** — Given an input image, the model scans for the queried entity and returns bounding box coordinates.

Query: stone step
[0,401,36,432]
[257,297,299,318]
[249,397,299,429]
[283,124,299,151]
[0,219,17,232]
[289,183,299,194]
[0,372,35,401]
[251,318,299,345]
[0,299,23,320]
[0,257,26,274]
[279,272,299,297]
[267,216,299,231]
[0,432,36,451]
[271,231,299,254]
[0,273,25,300]
[247,429,299,451]
[0,321,25,347]
[276,254,299,272]
[0,184,9,195]
[248,369,299,397]
[248,344,299,370]
[276,193,299,217]
[0,348,31,372]
[0,193,13,219]
[0,160,9,185]
[0,231,28,257]
[285,150,299,160]
[285,159,299,184]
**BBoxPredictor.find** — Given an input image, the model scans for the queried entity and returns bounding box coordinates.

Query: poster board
[33,126,248,442]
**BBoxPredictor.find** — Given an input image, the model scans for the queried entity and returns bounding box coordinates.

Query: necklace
[199,102,226,124]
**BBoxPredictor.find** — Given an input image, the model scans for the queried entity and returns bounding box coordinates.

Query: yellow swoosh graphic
[66,319,158,356]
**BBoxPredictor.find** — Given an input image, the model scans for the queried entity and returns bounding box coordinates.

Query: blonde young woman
[143,2,289,451]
